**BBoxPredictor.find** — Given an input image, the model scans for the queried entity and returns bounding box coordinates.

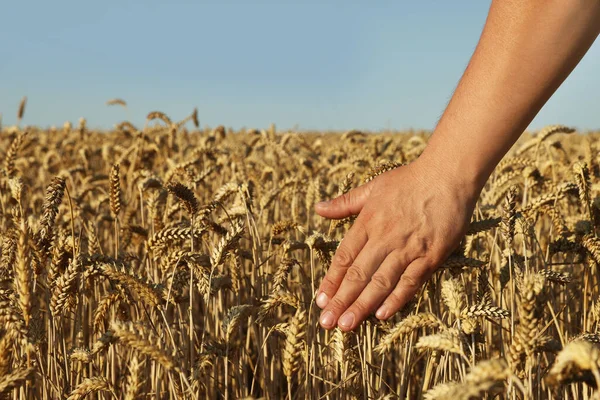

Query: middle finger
[338,250,411,331]
[319,240,387,329]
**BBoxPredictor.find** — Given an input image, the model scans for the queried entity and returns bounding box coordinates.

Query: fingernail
[338,312,355,328]
[320,311,335,328]
[316,292,329,308]
[315,201,330,208]
[376,305,389,320]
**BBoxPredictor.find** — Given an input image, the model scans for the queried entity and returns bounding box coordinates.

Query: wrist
[415,140,488,202]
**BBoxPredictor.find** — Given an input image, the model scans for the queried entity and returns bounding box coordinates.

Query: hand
[314,157,479,331]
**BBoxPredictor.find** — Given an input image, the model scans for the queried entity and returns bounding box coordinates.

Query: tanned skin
[314,0,600,331]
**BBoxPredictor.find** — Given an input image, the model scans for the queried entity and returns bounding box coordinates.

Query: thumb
[315,182,373,219]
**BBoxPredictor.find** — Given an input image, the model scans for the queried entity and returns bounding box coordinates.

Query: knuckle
[321,274,339,291]
[334,192,351,208]
[388,249,409,266]
[330,195,342,207]
[399,273,420,290]
[329,296,348,312]
[344,191,354,204]
[414,238,429,255]
[410,234,434,256]
[370,272,394,291]
[333,247,354,268]
[384,292,403,309]
[351,298,369,315]
[345,265,369,283]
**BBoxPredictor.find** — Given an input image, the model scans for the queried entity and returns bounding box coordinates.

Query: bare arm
[314,0,600,331]
[423,0,600,193]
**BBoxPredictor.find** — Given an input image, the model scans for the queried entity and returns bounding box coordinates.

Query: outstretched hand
[314,158,479,331]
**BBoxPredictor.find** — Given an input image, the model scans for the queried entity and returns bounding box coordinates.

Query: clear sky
[1,1,599,131]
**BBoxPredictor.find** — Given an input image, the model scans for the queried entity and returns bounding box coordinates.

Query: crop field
[2,106,600,399]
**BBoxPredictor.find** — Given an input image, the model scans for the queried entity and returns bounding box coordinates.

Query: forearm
[420,0,600,193]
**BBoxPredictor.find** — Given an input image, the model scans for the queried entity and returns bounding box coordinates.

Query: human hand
[314,157,480,331]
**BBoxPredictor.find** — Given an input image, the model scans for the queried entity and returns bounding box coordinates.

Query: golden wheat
[0,113,599,398]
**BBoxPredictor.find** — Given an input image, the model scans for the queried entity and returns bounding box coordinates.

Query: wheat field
[1,105,600,399]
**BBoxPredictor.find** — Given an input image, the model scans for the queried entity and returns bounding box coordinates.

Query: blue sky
[1,1,599,131]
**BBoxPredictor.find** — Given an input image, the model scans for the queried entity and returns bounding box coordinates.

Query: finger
[315,221,368,309]
[314,181,374,219]
[319,241,387,329]
[337,250,411,331]
[375,257,434,320]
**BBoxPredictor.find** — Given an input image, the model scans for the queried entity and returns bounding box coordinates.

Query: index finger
[315,221,368,309]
